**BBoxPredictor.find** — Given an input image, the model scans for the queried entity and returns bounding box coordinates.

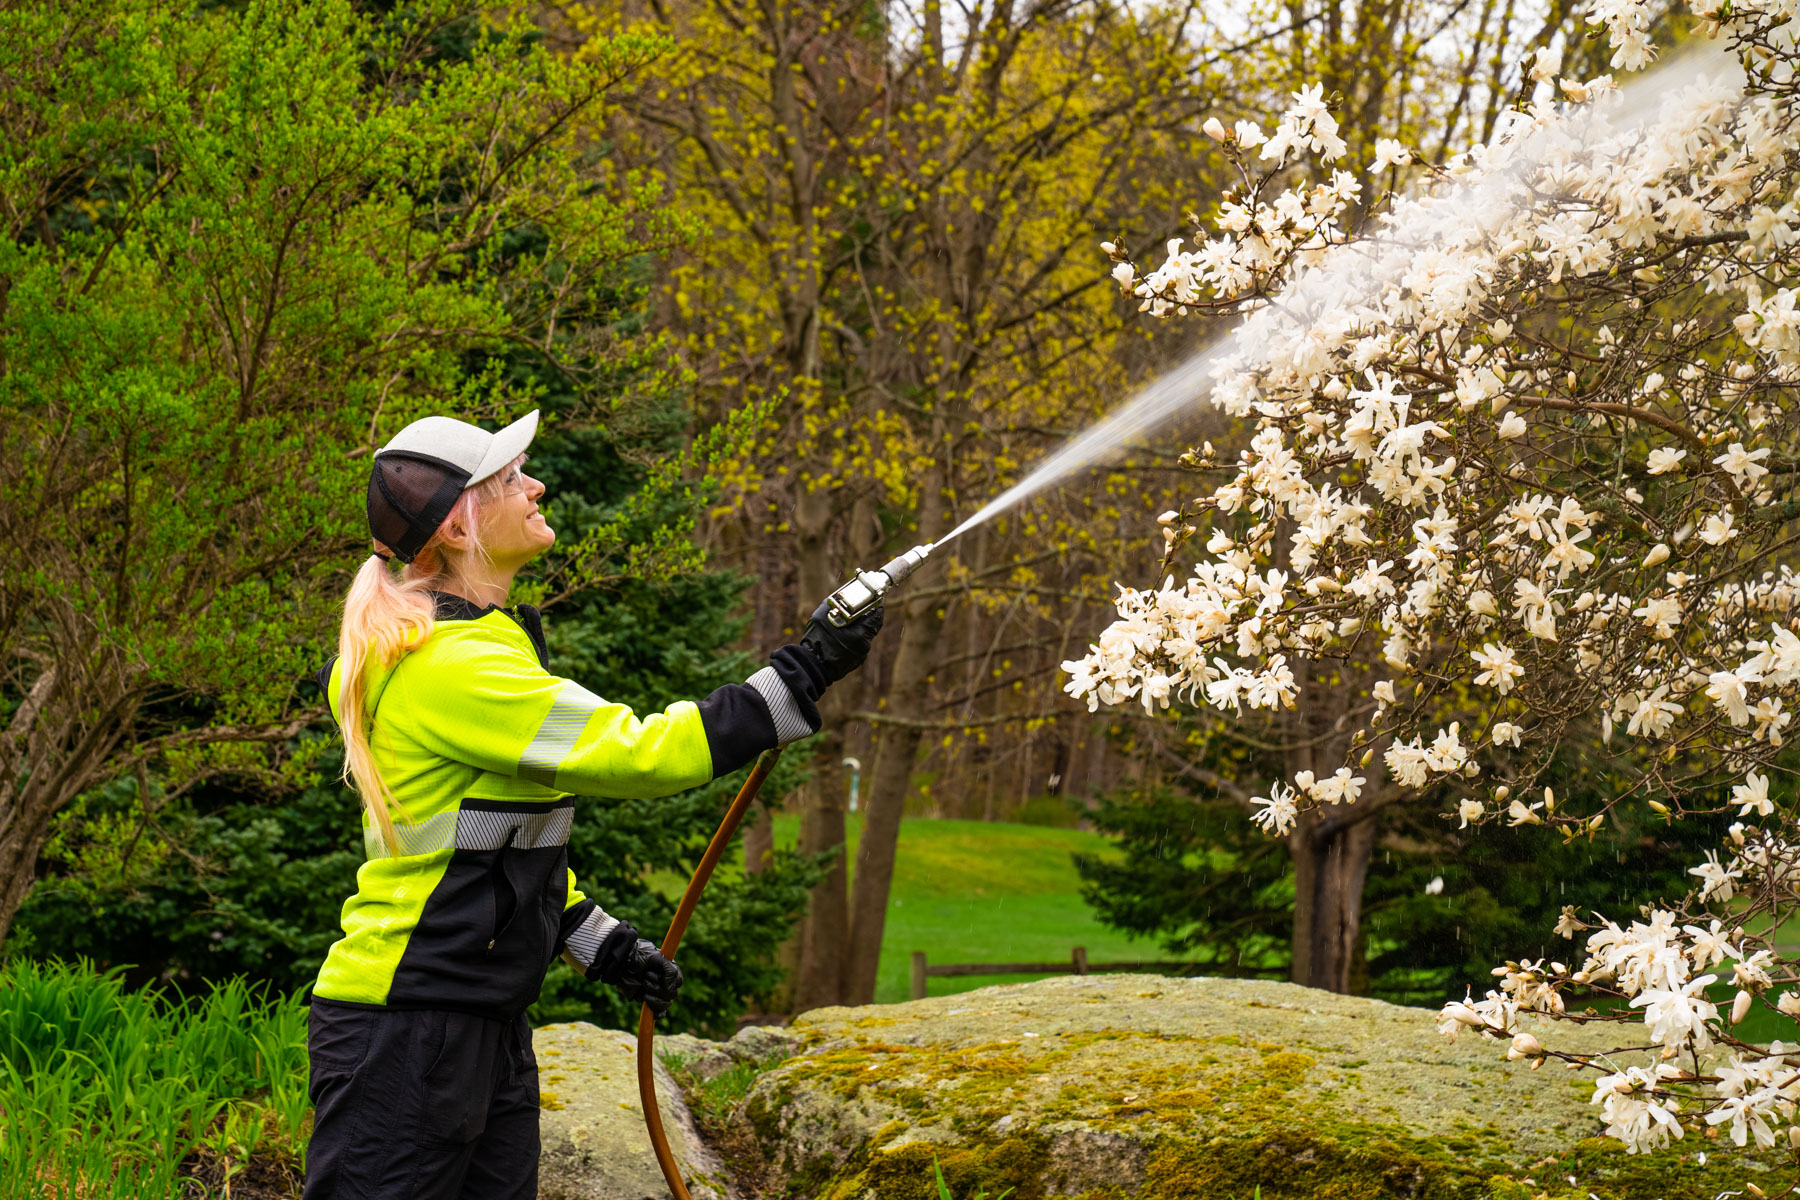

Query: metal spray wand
[820,543,934,626]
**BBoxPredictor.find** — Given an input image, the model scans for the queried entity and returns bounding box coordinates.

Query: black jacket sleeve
[694,644,829,775]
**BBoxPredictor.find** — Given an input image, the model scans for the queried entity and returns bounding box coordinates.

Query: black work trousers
[304,1001,539,1200]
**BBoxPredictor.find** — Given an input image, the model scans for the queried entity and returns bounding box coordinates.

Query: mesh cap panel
[367,451,470,563]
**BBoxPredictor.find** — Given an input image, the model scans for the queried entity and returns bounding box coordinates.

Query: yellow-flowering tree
[563,0,1222,1005]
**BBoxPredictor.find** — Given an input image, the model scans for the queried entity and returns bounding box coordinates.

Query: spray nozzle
[823,543,933,627]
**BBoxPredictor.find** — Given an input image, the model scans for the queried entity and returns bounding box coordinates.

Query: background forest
[0,0,1726,1043]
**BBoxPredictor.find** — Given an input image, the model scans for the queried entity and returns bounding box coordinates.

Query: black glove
[800,597,884,684]
[594,921,685,1019]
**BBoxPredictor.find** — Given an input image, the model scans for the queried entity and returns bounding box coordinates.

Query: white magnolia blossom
[1593,1065,1685,1153]
[1072,2,1800,1160]
[1733,771,1774,817]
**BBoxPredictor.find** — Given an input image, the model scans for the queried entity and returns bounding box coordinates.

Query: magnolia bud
[1643,543,1671,568]
[1495,785,1511,801]
[1507,1032,1544,1060]
[1734,989,1753,1025]
[1444,1002,1485,1027]
[1203,117,1228,141]
[1100,241,1118,256]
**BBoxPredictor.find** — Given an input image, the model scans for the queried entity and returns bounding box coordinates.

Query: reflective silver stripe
[563,904,620,973]
[747,666,815,744]
[519,680,603,789]
[364,805,574,860]
[363,809,458,860]
[454,806,574,851]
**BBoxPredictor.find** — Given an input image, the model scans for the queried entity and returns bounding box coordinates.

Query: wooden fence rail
[909,946,1203,1000]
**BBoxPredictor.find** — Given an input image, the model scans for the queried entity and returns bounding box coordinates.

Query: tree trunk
[792,797,849,1007]
[842,611,935,1004]
[1287,808,1378,993]
[842,490,949,1005]
[786,486,854,1010]
[744,805,774,875]
[0,819,52,947]
[0,671,138,945]
[1277,644,1380,995]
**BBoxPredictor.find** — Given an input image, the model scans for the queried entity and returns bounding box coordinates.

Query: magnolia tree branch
[1066,1,1800,1165]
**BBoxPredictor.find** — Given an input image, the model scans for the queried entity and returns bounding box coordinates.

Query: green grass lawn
[768,814,1155,1004]
[650,813,1153,1004]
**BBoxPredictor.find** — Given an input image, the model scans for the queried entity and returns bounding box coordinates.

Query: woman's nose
[526,474,546,500]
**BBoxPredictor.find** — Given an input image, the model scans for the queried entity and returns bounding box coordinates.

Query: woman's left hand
[609,936,685,1019]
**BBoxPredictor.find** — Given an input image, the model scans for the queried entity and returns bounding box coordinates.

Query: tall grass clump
[0,958,310,1198]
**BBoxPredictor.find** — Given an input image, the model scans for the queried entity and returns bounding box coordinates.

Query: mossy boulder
[533,1022,731,1200]
[710,975,1788,1199]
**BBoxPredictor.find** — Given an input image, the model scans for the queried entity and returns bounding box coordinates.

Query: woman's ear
[436,514,474,553]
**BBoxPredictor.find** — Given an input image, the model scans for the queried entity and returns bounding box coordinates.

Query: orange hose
[638,747,784,1200]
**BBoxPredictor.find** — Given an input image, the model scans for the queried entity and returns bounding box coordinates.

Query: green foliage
[1076,786,1295,983]
[0,958,309,1198]
[4,0,815,1037]
[1077,753,1727,1005]
[0,0,700,935]
[1358,807,1726,1007]
[9,753,362,992]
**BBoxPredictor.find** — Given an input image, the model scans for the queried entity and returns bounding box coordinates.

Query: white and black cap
[367,410,539,563]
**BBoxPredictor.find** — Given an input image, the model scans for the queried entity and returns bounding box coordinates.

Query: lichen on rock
[704,975,1789,1199]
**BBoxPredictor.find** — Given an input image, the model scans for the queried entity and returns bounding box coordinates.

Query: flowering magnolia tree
[1070,2,1800,1167]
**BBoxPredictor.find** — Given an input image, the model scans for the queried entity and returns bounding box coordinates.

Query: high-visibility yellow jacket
[310,592,822,1019]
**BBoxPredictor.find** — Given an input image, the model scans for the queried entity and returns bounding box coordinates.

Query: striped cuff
[694,644,826,775]
[562,904,622,978]
[747,666,817,744]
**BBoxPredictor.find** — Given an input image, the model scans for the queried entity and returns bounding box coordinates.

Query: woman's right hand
[800,598,884,683]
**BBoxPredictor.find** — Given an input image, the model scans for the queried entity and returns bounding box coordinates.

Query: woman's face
[479,460,556,568]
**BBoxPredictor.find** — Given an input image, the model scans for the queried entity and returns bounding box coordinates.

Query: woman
[306,409,882,1200]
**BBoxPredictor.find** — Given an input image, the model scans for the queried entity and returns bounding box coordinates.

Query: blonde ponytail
[335,460,518,854]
